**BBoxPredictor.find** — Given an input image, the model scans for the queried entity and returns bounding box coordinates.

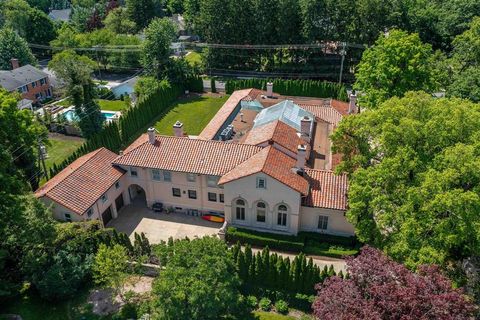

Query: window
[152,169,162,181]
[256,202,266,222]
[32,81,36,88]
[64,213,72,222]
[101,194,108,203]
[207,175,219,188]
[40,78,45,85]
[219,194,224,203]
[188,190,197,199]
[172,188,181,197]
[235,199,246,220]
[163,170,172,182]
[277,205,288,226]
[256,177,266,189]
[186,173,196,182]
[130,167,138,177]
[318,216,329,230]
[208,192,217,202]
[86,208,93,218]
[115,181,120,189]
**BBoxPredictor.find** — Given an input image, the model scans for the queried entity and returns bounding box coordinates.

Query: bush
[259,297,272,311]
[226,227,303,252]
[298,232,356,247]
[275,300,289,314]
[247,295,258,309]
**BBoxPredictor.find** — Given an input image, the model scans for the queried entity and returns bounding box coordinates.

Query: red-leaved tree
[313,246,477,320]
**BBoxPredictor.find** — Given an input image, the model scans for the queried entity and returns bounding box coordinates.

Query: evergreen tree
[328,265,336,277]
[249,254,256,283]
[126,0,155,30]
[237,250,247,281]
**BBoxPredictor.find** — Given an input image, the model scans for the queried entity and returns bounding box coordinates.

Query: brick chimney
[11,58,19,70]
[348,94,357,114]
[296,144,307,169]
[266,82,273,97]
[173,121,184,137]
[147,127,156,144]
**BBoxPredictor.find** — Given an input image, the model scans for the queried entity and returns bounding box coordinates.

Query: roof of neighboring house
[48,9,71,22]
[243,120,304,154]
[0,65,49,91]
[303,169,348,210]
[218,146,310,195]
[198,89,253,140]
[34,148,125,215]
[113,134,263,176]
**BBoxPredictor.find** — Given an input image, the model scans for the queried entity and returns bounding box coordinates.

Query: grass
[44,136,84,172]
[252,311,297,320]
[97,99,128,112]
[1,287,108,320]
[186,51,202,66]
[154,94,229,136]
[55,98,72,107]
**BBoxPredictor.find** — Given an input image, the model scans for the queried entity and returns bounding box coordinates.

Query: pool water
[62,110,116,122]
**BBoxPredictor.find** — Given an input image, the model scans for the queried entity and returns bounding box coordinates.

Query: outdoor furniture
[152,202,163,213]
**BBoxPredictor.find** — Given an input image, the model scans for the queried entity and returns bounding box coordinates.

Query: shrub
[246,295,258,309]
[298,232,357,247]
[275,299,289,314]
[259,297,272,311]
[226,227,303,252]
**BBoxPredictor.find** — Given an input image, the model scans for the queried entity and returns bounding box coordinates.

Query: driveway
[108,203,222,244]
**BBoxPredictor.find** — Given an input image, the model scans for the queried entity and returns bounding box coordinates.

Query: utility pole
[38,138,48,180]
[338,42,347,85]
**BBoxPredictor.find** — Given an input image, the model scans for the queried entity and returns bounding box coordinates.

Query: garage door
[102,206,113,226]
[115,194,124,212]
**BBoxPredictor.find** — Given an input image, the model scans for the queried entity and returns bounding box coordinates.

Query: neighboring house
[17,98,33,111]
[48,9,71,22]
[170,42,185,56]
[0,59,53,104]
[111,76,139,99]
[36,86,357,237]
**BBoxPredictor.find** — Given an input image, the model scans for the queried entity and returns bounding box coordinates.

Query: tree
[331,92,480,267]
[0,28,37,70]
[103,7,136,34]
[126,0,155,30]
[141,17,177,77]
[447,66,480,102]
[48,50,104,138]
[313,246,477,319]
[354,29,439,108]
[93,243,129,299]
[151,237,242,320]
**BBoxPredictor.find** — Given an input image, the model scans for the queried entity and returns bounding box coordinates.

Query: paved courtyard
[108,201,222,244]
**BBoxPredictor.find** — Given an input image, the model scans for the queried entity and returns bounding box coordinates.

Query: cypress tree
[237,249,247,281]
[249,254,256,283]
[328,264,336,277]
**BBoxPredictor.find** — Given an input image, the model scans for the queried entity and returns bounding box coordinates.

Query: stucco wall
[223,173,302,234]
[299,206,355,236]
[120,165,225,213]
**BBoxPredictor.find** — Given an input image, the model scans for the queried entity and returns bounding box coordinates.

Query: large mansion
[35,86,357,237]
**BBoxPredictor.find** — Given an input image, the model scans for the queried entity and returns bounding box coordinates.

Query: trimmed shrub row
[227,227,304,252]
[225,78,348,101]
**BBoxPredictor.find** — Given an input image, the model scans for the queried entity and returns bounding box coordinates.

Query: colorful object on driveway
[201,215,225,223]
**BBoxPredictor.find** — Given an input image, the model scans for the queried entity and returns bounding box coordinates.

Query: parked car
[152,202,163,212]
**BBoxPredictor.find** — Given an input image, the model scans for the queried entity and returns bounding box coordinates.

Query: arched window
[277,204,288,226]
[235,199,246,220]
[256,202,266,222]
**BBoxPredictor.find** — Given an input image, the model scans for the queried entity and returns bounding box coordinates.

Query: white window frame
[318,215,329,230]
[186,173,196,182]
[152,169,162,181]
[256,201,267,223]
[235,199,246,221]
[256,177,266,189]
[163,170,172,182]
[277,204,288,227]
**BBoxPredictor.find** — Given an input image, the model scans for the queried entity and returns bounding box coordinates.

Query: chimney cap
[298,144,307,151]
[173,120,183,128]
[302,116,311,121]
[147,127,155,132]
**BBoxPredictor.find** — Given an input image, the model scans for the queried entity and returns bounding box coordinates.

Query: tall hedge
[225,79,348,101]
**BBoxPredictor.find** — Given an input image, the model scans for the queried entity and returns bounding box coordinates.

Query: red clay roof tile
[303,168,348,210]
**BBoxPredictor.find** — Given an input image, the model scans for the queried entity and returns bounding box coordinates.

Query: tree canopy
[354,30,439,108]
[141,18,177,76]
[0,27,37,70]
[103,7,136,34]
[313,246,477,319]
[331,92,480,268]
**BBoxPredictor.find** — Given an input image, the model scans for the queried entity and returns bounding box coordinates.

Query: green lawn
[253,311,297,320]
[154,95,229,136]
[97,99,128,112]
[44,136,84,171]
[186,51,202,66]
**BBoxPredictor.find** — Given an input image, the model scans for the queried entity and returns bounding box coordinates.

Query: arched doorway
[128,184,146,207]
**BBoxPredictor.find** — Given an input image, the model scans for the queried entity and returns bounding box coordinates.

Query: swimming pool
[62,109,118,122]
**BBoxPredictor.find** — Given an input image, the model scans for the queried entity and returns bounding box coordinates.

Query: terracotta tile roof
[35,148,125,215]
[218,146,309,195]
[113,134,262,176]
[303,169,348,210]
[330,99,350,116]
[243,120,304,154]
[198,89,253,140]
[300,104,343,126]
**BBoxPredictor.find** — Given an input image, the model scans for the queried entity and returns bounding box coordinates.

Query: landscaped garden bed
[226,227,359,259]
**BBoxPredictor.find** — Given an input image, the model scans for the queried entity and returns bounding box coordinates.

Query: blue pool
[63,110,117,122]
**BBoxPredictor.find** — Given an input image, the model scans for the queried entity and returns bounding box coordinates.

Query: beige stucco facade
[299,206,355,236]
